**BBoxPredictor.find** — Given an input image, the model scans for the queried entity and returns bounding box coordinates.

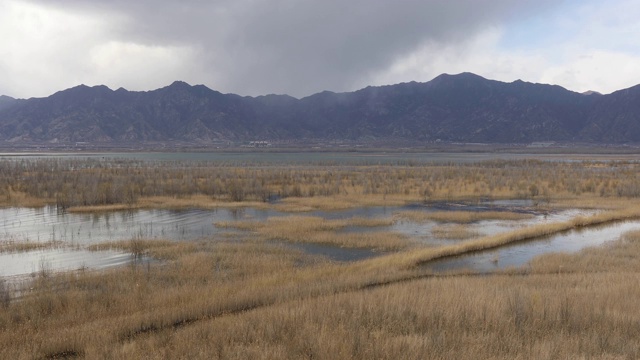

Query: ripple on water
[0,248,135,278]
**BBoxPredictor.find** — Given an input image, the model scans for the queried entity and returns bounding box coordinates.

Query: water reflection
[0,206,284,277]
[0,206,281,245]
[425,220,640,273]
[0,249,135,278]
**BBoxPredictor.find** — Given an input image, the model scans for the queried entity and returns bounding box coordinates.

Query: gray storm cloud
[17,0,561,97]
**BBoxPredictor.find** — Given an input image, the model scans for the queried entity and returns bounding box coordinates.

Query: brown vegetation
[0,239,64,253]
[2,156,640,358]
[3,158,640,211]
[217,216,405,250]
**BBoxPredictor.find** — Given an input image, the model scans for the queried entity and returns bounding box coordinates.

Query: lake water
[2,151,634,165]
[0,206,280,279]
[0,206,281,245]
[0,249,135,278]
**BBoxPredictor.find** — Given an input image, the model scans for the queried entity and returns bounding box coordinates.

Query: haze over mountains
[0,72,639,146]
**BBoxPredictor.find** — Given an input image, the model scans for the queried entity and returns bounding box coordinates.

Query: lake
[2,151,635,165]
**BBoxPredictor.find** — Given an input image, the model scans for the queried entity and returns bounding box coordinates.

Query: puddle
[290,243,384,262]
[309,206,397,220]
[424,220,640,273]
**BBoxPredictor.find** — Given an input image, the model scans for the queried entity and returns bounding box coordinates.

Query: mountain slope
[0,95,18,112]
[0,73,638,144]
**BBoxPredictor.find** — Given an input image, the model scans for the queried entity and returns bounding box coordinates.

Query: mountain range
[1,72,639,145]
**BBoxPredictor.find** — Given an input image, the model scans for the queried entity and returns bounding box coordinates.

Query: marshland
[2,152,640,359]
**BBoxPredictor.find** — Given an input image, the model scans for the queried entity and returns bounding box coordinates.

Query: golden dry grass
[0,239,64,253]
[0,238,420,359]
[133,271,640,360]
[6,157,640,211]
[4,157,640,358]
[218,216,406,250]
[0,190,50,208]
[3,215,640,359]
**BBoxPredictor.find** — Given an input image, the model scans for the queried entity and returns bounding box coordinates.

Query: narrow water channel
[425,220,640,273]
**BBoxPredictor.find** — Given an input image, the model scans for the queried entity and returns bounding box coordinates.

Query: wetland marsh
[2,153,640,359]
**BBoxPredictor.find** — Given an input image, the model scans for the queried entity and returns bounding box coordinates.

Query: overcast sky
[1,0,640,99]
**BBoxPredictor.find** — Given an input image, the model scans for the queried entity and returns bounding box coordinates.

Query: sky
[1,0,640,99]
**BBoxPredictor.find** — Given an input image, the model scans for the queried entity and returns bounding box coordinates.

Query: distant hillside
[0,73,639,145]
[0,95,18,112]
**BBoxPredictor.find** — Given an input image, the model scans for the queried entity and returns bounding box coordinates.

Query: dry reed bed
[117,271,640,360]
[2,206,640,358]
[0,239,421,359]
[3,158,640,210]
[5,222,639,359]
[3,158,640,358]
[110,226,640,359]
[217,216,407,250]
[0,239,65,253]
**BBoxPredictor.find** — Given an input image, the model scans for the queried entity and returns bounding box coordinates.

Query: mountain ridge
[1,73,639,145]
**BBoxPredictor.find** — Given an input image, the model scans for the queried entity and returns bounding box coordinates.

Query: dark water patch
[337,225,390,234]
[0,152,592,165]
[411,200,543,215]
[424,220,640,273]
[309,206,398,220]
[289,243,384,262]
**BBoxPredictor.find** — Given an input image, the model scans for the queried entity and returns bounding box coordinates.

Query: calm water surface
[2,151,630,164]
[425,220,640,273]
[0,206,280,244]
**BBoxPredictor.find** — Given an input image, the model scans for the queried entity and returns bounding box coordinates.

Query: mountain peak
[433,72,487,82]
[169,80,192,88]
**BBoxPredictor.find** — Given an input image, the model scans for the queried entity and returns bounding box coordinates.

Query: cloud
[0,0,209,98]
[369,0,640,95]
[540,50,640,94]
[86,41,201,91]
[1,0,561,98]
[367,28,548,88]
